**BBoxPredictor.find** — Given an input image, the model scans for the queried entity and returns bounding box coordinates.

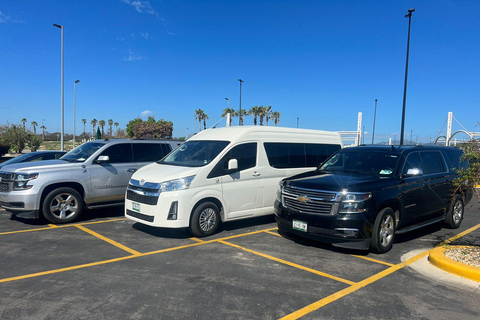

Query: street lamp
[372,99,378,144]
[238,79,244,125]
[53,23,64,151]
[73,80,80,148]
[297,117,299,128]
[400,8,415,146]
[225,97,230,126]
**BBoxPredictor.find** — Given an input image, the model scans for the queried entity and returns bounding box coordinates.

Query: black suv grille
[283,186,337,215]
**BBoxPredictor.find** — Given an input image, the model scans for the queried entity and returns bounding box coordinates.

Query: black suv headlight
[13,173,39,191]
[338,191,372,214]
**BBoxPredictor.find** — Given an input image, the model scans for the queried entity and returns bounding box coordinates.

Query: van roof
[189,126,342,142]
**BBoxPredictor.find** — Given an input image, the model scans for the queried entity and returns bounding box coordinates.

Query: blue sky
[1,0,479,143]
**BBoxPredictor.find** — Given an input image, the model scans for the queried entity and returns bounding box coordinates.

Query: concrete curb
[428,246,480,282]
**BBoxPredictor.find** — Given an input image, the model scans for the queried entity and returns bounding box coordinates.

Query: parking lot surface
[1,204,479,319]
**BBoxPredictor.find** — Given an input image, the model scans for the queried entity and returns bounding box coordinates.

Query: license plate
[293,219,307,232]
[132,202,141,212]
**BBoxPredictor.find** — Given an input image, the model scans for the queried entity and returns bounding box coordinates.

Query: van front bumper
[274,200,372,250]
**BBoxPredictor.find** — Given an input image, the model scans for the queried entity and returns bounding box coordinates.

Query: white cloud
[0,11,23,23]
[140,32,149,39]
[139,110,154,119]
[121,0,158,16]
[123,49,146,62]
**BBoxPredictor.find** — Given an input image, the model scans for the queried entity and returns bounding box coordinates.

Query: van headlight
[338,191,371,214]
[159,176,195,192]
[13,173,39,191]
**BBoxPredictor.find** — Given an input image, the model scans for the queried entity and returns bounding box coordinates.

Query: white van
[125,126,342,236]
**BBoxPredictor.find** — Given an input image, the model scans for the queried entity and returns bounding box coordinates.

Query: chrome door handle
[126,168,137,173]
[252,171,260,177]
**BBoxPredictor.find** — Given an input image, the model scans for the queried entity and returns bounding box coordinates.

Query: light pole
[297,117,299,128]
[73,80,80,148]
[400,8,415,146]
[238,79,244,125]
[225,97,230,126]
[372,99,378,144]
[53,23,64,151]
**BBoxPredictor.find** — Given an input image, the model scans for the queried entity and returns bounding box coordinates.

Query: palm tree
[258,106,267,126]
[108,119,113,136]
[194,109,204,132]
[98,120,106,136]
[91,119,97,136]
[21,118,27,130]
[202,112,209,130]
[270,111,281,126]
[82,119,87,134]
[114,122,119,132]
[235,109,248,126]
[31,121,38,134]
[40,125,47,139]
[264,106,272,126]
[222,108,236,126]
[248,106,261,125]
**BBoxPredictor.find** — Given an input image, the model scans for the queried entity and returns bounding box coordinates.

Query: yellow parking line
[0,218,128,236]
[265,230,282,237]
[75,225,141,256]
[219,240,356,286]
[440,223,480,245]
[351,255,396,267]
[190,237,205,243]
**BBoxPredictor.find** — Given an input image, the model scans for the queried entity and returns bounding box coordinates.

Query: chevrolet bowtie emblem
[297,195,310,203]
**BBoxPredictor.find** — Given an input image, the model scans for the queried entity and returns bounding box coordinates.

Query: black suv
[274,145,472,253]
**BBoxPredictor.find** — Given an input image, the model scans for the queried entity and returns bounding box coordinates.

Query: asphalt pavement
[0,203,479,320]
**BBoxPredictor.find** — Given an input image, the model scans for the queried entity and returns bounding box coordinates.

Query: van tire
[370,207,396,254]
[445,195,463,229]
[189,202,220,237]
[42,187,84,224]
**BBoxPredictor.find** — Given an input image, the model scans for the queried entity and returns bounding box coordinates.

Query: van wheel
[189,202,220,237]
[445,195,463,229]
[42,187,84,224]
[370,208,396,254]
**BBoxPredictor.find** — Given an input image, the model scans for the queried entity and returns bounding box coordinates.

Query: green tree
[31,121,38,134]
[264,106,272,126]
[95,127,102,140]
[248,106,261,126]
[98,120,106,135]
[82,119,87,134]
[270,111,281,127]
[194,109,205,132]
[108,119,114,136]
[40,125,47,140]
[91,119,97,136]
[258,106,267,126]
[222,108,236,126]
[3,124,29,153]
[126,117,173,139]
[27,134,43,152]
[114,122,119,133]
[21,118,27,130]
[235,109,248,126]
[455,141,480,196]
[202,112,209,130]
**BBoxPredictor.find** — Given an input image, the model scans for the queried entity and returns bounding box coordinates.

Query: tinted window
[100,144,133,163]
[321,150,399,176]
[133,143,172,162]
[420,151,446,174]
[443,149,467,171]
[264,143,341,169]
[31,154,56,161]
[402,152,423,175]
[208,143,257,178]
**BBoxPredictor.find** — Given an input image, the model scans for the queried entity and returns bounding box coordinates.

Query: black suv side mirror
[403,168,423,177]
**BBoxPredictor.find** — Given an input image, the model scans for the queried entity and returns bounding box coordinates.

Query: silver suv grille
[282,186,338,215]
[0,172,14,181]
[0,182,10,193]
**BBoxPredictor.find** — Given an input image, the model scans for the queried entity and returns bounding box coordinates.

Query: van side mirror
[404,168,423,177]
[227,159,238,173]
[96,155,110,164]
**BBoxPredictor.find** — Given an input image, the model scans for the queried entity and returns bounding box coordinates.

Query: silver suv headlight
[13,173,39,191]
[159,175,195,192]
[338,191,372,214]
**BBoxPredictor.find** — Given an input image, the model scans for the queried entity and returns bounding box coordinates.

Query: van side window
[133,143,172,162]
[208,143,257,178]
[402,152,423,176]
[99,144,134,163]
[420,151,446,174]
[264,143,341,168]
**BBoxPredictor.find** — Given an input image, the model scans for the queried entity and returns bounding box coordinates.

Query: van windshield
[158,140,230,167]
[320,150,400,177]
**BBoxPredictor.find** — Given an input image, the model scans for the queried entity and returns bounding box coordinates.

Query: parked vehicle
[125,126,343,236]
[0,139,181,223]
[0,151,66,170]
[274,145,472,253]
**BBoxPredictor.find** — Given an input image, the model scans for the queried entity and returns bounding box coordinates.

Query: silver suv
[0,139,181,223]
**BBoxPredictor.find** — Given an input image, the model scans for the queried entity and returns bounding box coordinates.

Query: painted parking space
[1,206,479,319]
